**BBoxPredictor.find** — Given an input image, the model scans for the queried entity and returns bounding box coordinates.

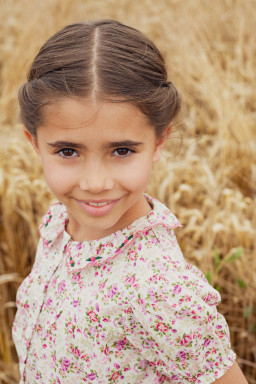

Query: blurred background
[0,0,255,382]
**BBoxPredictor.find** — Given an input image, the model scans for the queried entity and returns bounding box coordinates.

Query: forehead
[40,98,153,133]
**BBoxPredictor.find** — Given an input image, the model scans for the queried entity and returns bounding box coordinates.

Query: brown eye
[113,148,135,157]
[58,148,78,158]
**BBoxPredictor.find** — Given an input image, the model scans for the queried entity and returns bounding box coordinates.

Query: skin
[24,97,248,384]
[25,98,168,241]
[214,362,248,384]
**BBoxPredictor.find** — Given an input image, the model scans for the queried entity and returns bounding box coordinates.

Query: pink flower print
[95,303,99,312]
[187,378,197,383]
[71,347,81,357]
[110,371,120,381]
[116,338,127,350]
[45,215,52,225]
[66,321,74,334]
[74,362,80,374]
[156,322,169,332]
[89,326,97,335]
[104,346,109,355]
[124,307,132,314]
[149,290,157,304]
[46,298,53,307]
[203,292,217,303]
[138,244,142,250]
[204,361,214,370]
[114,363,120,369]
[107,284,118,298]
[58,280,66,294]
[87,372,96,380]
[192,331,197,340]
[96,244,104,255]
[203,338,211,347]
[61,357,70,371]
[216,324,222,329]
[72,300,79,307]
[216,330,225,338]
[71,273,81,282]
[138,360,147,370]
[149,275,158,283]
[176,351,187,361]
[76,243,83,250]
[128,250,137,260]
[173,284,182,294]
[124,275,136,285]
[181,334,192,347]
[138,298,145,306]
[88,310,99,322]
[99,282,106,290]
[155,261,167,272]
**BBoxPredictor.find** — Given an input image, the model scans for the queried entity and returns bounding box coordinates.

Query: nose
[78,160,114,193]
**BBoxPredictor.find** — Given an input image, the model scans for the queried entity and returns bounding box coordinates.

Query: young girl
[12,20,248,384]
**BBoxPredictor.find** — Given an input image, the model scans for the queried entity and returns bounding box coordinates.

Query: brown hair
[18,19,181,136]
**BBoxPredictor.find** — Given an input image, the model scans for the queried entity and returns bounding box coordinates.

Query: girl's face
[26,98,168,241]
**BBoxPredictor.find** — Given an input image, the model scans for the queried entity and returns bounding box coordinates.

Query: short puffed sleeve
[125,264,236,384]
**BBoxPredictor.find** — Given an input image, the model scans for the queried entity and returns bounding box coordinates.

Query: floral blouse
[12,195,236,384]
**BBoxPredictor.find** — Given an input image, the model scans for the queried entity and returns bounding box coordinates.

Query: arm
[213,361,248,384]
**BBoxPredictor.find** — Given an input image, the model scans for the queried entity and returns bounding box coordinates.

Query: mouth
[85,201,113,207]
[74,198,120,217]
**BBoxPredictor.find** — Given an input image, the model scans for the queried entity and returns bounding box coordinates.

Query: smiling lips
[75,198,120,217]
[87,201,112,207]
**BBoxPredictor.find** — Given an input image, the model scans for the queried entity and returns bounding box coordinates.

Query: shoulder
[126,195,182,257]
[119,195,185,283]
[39,201,68,246]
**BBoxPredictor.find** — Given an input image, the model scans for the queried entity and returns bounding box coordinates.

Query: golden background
[0,0,255,382]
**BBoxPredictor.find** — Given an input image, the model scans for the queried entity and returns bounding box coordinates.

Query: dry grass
[0,0,256,382]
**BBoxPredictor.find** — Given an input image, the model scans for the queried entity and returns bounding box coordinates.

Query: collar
[39,195,181,273]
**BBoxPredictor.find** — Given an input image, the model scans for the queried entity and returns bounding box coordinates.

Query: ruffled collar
[39,195,181,273]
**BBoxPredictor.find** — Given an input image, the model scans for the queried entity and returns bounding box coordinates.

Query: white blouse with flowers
[12,195,236,384]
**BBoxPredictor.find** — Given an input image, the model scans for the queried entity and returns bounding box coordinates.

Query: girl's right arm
[213,361,248,384]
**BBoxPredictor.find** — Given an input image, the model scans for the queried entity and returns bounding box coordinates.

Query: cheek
[119,159,152,190]
[42,163,75,196]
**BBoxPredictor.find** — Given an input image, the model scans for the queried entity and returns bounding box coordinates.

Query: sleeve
[125,265,236,384]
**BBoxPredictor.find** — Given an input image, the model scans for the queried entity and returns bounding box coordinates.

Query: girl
[12,20,248,384]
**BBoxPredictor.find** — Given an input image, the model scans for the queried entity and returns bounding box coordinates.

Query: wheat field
[0,0,256,382]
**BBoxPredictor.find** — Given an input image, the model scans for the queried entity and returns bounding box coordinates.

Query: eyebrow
[47,140,143,149]
[48,141,84,149]
[106,140,143,149]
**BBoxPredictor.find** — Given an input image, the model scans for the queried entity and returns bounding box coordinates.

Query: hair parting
[18,19,181,137]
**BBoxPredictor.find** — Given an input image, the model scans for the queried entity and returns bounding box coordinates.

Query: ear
[153,124,172,162]
[23,128,42,161]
